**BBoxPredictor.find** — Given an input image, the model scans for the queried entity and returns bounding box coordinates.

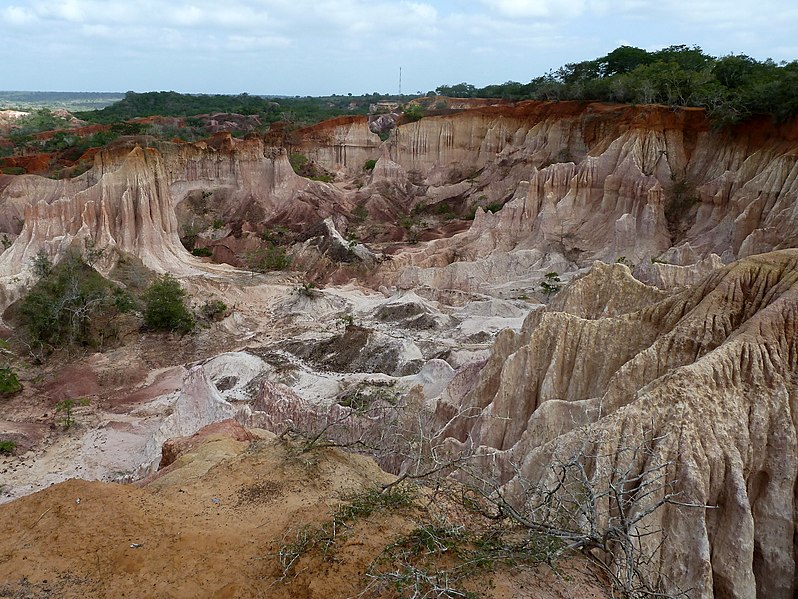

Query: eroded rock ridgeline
[433,253,798,599]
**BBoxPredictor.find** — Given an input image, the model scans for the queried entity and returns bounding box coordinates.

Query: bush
[18,251,131,351]
[403,104,424,122]
[0,440,16,455]
[200,299,228,321]
[351,204,369,221]
[32,249,52,279]
[54,397,90,429]
[615,256,633,267]
[142,274,195,333]
[0,367,22,396]
[294,282,320,298]
[289,152,334,182]
[363,159,377,171]
[538,271,562,299]
[289,152,309,174]
[246,244,291,272]
[191,247,213,257]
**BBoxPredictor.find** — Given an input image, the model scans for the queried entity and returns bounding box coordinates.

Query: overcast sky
[3,0,798,96]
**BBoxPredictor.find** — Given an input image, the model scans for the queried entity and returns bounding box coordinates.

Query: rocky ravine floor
[1,266,533,504]
[2,248,798,599]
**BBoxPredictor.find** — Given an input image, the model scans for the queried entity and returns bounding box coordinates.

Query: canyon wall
[298,103,798,270]
[433,253,798,598]
[1,102,796,288]
[0,146,191,278]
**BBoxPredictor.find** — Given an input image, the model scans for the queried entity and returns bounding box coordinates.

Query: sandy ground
[0,426,610,599]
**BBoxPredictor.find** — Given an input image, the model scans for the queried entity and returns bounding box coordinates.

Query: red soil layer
[0,153,52,174]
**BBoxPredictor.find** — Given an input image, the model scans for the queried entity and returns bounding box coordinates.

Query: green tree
[403,104,425,122]
[539,272,562,299]
[142,274,195,333]
[599,45,653,76]
[435,82,477,97]
[55,397,90,429]
[0,339,21,396]
[18,250,132,351]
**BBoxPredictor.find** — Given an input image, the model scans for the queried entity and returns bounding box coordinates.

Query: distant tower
[399,67,402,96]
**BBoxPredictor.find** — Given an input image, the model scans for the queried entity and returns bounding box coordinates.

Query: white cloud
[480,0,586,19]
[225,34,291,51]
[3,5,37,25]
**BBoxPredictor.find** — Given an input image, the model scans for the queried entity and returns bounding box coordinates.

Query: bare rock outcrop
[435,250,798,598]
[0,145,196,281]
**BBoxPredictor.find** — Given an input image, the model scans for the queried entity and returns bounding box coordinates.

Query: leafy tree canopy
[435,45,798,125]
[142,274,195,333]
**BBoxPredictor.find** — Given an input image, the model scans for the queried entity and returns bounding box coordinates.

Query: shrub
[55,397,90,429]
[435,203,456,220]
[351,204,369,222]
[363,159,377,171]
[200,299,228,321]
[191,247,213,257]
[403,104,425,122]
[1,167,25,176]
[0,367,22,396]
[538,271,562,299]
[289,152,334,182]
[260,225,291,245]
[399,215,416,230]
[0,440,16,455]
[289,152,309,174]
[142,274,195,333]
[246,244,291,272]
[18,251,131,350]
[275,484,417,580]
[32,249,53,279]
[294,282,320,298]
[180,223,200,251]
[615,256,633,267]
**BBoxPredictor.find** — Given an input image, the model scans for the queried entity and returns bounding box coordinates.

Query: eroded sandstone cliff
[434,253,798,599]
[293,102,798,281]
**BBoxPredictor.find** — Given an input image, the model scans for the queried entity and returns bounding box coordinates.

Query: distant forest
[435,45,798,125]
[0,91,124,111]
[73,91,386,126]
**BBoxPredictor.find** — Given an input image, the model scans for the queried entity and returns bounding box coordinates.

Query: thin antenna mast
[399,67,402,96]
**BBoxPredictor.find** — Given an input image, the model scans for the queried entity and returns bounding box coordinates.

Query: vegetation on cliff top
[436,44,798,125]
[72,91,377,126]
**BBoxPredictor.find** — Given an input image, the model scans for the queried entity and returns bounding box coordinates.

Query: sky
[2,0,798,96]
